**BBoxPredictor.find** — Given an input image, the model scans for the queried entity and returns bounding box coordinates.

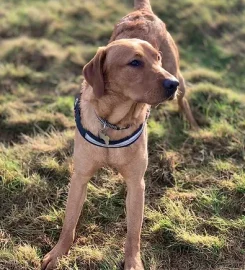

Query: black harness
[74,96,149,148]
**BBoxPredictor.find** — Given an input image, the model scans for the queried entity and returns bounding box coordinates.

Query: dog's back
[110,0,167,50]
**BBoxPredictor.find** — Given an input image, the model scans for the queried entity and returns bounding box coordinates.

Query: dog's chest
[106,131,147,170]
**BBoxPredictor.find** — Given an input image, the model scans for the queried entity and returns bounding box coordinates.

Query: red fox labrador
[42,1,198,269]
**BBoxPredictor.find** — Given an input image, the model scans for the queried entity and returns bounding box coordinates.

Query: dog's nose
[163,79,179,97]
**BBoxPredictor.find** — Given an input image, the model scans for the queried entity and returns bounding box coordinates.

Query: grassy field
[0,0,245,269]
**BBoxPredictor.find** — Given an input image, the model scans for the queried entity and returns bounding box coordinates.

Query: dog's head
[83,39,179,105]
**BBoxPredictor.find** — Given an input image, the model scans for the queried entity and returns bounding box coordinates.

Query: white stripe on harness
[84,121,146,148]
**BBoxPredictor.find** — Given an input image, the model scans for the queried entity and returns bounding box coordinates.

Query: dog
[42,1,198,269]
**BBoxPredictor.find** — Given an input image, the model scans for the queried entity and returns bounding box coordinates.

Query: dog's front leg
[41,172,92,270]
[124,176,146,270]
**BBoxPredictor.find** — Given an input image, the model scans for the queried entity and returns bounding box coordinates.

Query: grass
[0,0,245,269]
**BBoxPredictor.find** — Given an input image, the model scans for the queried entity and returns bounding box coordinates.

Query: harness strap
[74,96,149,148]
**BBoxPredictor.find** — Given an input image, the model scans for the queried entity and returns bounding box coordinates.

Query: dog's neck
[93,97,146,127]
[81,81,150,128]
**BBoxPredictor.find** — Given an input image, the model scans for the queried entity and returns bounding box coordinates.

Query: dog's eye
[157,55,161,61]
[128,60,142,67]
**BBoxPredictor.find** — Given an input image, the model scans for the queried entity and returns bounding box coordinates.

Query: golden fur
[42,1,198,270]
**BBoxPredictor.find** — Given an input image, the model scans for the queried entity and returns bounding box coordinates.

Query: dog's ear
[83,47,106,98]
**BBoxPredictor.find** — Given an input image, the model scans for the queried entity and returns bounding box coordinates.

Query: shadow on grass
[0,117,71,144]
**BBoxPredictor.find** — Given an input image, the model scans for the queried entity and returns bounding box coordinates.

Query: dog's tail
[134,0,152,12]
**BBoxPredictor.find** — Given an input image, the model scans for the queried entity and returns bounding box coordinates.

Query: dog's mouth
[165,88,178,101]
[150,90,178,106]
[133,89,178,106]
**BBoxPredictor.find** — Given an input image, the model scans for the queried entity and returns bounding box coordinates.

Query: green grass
[0,0,245,269]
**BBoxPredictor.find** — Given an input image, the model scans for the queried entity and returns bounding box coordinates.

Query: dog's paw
[41,252,58,270]
[41,245,69,270]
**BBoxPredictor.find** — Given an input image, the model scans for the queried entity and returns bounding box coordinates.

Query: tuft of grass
[40,207,65,224]
[148,197,225,252]
[183,68,222,84]
[57,246,108,270]
[233,173,245,194]
[0,64,47,84]
[15,244,40,269]
[47,96,74,117]
[21,130,74,154]
[196,189,231,216]
[148,119,166,140]
[0,152,24,185]
[177,231,225,250]
[0,37,66,71]
[211,160,235,172]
